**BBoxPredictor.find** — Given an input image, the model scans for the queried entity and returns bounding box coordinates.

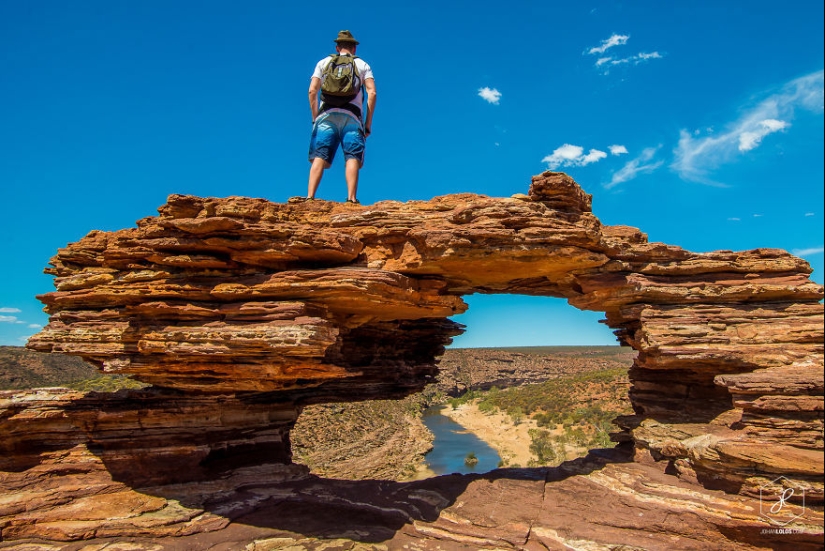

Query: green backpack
[321,54,361,107]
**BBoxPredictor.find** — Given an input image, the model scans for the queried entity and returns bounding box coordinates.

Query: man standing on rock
[305,30,377,204]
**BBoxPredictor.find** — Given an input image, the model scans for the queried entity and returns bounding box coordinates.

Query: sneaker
[345,198,360,204]
[288,196,315,204]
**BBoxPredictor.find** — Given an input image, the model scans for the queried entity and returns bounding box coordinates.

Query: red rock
[2,171,821,546]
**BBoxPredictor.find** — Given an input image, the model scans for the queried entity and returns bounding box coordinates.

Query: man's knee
[311,157,331,169]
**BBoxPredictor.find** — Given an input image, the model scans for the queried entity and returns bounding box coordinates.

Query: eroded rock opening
[3,171,822,544]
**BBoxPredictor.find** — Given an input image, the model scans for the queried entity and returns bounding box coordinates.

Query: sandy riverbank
[440,402,538,468]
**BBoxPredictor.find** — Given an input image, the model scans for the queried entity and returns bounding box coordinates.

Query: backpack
[320,54,361,107]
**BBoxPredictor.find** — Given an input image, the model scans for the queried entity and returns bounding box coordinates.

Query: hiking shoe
[288,196,315,204]
[345,198,360,204]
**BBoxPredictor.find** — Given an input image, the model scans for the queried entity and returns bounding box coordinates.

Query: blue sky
[1,1,823,348]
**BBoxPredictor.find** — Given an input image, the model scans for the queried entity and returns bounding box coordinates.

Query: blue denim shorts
[308,111,365,165]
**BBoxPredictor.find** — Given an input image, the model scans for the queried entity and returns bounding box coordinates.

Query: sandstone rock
[3,171,821,546]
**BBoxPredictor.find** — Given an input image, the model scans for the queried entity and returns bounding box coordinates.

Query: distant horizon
[446,344,626,350]
[3,342,626,351]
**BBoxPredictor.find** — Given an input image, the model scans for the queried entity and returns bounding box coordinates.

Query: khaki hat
[333,30,360,45]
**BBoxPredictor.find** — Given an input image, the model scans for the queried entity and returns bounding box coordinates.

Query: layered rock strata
[1,438,822,549]
[4,171,822,545]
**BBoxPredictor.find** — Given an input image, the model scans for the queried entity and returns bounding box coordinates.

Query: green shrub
[507,406,524,425]
[477,400,497,414]
[528,429,560,465]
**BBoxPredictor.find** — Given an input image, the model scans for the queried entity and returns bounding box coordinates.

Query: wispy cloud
[738,118,789,151]
[478,87,502,104]
[599,52,663,67]
[1,307,33,327]
[585,34,662,73]
[792,246,824,256]
[0,315,24,324]
[588,34,629,55]
[27,324,42,329]
[609,145,628,155]
[805,212,815,216]
[727,217,741,221]
[542,144,607,169]
[673,70,825,184]
[605,146,664,188]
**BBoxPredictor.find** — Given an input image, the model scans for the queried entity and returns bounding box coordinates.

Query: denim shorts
[308,111,365,165]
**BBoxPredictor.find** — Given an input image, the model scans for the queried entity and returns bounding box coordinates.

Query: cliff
[2,171,822,548]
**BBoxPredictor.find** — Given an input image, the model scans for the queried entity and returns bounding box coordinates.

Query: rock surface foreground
[4,172,823,547]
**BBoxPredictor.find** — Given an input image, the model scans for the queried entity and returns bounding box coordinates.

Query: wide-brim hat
[334,30,360,45]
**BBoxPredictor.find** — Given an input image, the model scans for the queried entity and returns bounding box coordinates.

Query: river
[421,405,501,475]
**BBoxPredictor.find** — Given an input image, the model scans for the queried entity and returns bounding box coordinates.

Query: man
[306,30,377,204]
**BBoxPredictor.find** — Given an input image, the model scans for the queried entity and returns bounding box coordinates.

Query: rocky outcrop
[1,441,822,549]
[4,171,822,546]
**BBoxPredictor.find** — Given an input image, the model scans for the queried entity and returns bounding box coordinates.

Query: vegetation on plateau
[448,367,632,467]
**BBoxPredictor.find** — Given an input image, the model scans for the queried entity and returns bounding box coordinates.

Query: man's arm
[363,78,377,136]
[308,77,321,123]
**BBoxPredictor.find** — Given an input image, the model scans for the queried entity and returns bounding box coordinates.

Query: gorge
[1,171,822,549]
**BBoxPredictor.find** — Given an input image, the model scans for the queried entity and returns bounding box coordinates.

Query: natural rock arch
[10,172,824,515]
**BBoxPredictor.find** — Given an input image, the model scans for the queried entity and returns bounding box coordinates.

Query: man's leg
[345,158,361,202]
[307,157,329,199]
[307,114,337,199]
[341,116,365,203]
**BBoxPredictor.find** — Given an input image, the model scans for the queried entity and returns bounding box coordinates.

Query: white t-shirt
[312,55,374,119]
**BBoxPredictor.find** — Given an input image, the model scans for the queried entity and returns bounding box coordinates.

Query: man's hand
[364,125,372,137]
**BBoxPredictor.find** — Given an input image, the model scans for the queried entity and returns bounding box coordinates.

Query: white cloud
[0,307,21,313]
[738,118,790,151]
[805,212,815,216]
[599,52,663,70]
[727,217,741,221]
[792,246,825,256]
[28,324,42,329]
[588,34,629,55]
[636,52,662,61]
[587,34,662,72]
[478,87,502,104]
[609,145,628,155]
[542,144,607,169]
[0,315,21,323]
[673,70,825,184]
[605,146,664,188]
[581,149,607,164]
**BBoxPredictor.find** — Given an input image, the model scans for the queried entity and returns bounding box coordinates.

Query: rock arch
[18,171,825,505]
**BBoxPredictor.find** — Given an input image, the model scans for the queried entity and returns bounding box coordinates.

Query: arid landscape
[291,346,636,481]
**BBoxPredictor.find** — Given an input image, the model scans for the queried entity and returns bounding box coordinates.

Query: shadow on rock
[150,446,634,544]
